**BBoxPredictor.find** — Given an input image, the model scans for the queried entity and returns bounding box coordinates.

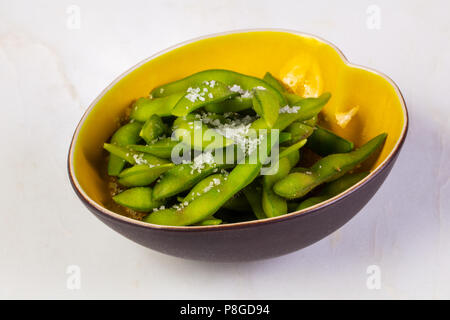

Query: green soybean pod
[117,163,174,187]
[107,122,142,176]
[139,114,166,144]
[152,162,227,200]
[290,167,309,173]
[285,121,314,145]
[243,182,266,220]
[251,93,331,131]
[262,72,306,105]
[128,138,179,159]
[278,139,306,160]
[262,157,292,217]
[151,69,286,106]
[284,149,301,168]
[285,93,304,105]
[303,115,318,127]
[195,219,222,226]
[252,88,280,128]
[306,126,354,156]
[263,72,286,93]
[183,173,226,203]
[260,149,300,218]
[263,72,305,103]
[273,133,387,199]
[204,96,253,113]
[172,115,234,150]
[296,171,370,210]
[171,81,239,116]
[279,132,292,144]
[113,187,163,212]
[103,143,170,166]
[130,92,184,122]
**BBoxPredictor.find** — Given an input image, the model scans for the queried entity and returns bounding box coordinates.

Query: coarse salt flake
[279,105,300,114]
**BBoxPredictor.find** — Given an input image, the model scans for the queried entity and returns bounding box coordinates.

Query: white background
[0,0,449,299]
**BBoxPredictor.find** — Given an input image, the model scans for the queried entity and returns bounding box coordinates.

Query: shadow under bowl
[68,29,408,262]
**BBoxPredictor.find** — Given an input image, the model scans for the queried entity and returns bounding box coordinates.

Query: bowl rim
[68,28,409,232]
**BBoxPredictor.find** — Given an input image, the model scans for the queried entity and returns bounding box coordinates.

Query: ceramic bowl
[68,29,408,261]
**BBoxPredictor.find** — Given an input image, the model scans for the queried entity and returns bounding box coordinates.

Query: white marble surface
[0,0,449,299]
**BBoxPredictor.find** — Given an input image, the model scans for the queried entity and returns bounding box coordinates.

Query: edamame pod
[128,138,178,159]
[151,69,286,105]
[296,172,369,210]
[303,115,318,127]
[252,88,280,128]
[243,183,266,219]
[171,81,239,116]
[306,126,354,156]
[250,93,331,131]
[190,71,286,115]
[107,122,142,176]
[260,150,300,217]
[152,162,226,200]
[263,71,328,108]
[113,187,163,212]
[285,93,304,105]
[284,149,301,168]
[103,143,169,166]
[278,139,306,160]
[262,157,292,217]
[204,96,253,113]
[279,132,292,144]
[140,114,166,144]
[262,72,306,105]
[172,115,234,150]
[273,133,387,199]
[263,72,286,93]
[194,219,222,226]
[183,173,226,203]
[285,121,315,145]
[117,163,174,187]
[130,93,184,122]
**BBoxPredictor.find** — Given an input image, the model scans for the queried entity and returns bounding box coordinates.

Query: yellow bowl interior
[71,30,407,208]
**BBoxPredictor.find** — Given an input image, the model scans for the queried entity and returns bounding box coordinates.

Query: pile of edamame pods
[103,69,387,226]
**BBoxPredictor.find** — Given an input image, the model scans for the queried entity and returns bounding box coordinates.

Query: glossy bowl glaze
[68,29,408,261]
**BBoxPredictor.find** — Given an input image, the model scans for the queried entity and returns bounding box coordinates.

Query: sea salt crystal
[229,84,252,98]
[241,90,253,98]
[153,205,166,212]
[133,153,148,165]
[229,84,242,93]
[185,87,205,102]
[202,178,222,193]
[190,152,215,174]
[279,105,300,114]
[204,80,216,88]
